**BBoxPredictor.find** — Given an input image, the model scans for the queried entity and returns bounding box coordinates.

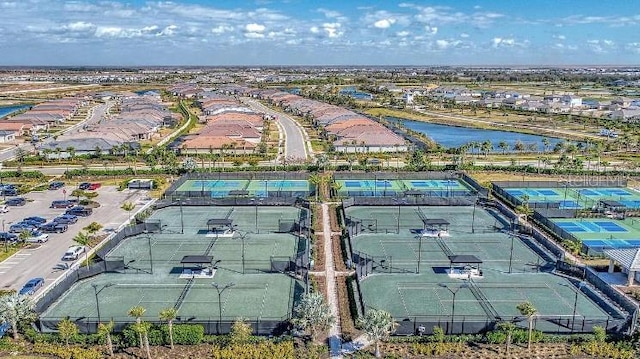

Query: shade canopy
[180,255,213,264]
[448,254,482,264]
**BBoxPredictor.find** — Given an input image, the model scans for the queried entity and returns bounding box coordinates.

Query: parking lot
[0,184,150,293]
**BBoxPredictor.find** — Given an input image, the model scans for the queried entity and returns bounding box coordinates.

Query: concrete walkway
[321,203,343,358]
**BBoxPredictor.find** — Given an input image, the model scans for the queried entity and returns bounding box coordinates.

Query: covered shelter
[603,248,640,286]
[404,189,424,197]
[206,218,235,237]
[179,255,215,278]
[599,200,627,214]
[228,190,249,197]
[422,218,450,237]
[180,255,213,268]
[447,254,483,278]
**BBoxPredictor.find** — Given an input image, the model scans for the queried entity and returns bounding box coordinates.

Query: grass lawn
[0,246,22,263]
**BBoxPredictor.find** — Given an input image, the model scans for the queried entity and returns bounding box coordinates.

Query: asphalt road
[241,98,310,161]
[0,185,149,292]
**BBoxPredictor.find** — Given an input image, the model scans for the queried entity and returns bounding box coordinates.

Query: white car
[0,205,8,213]
[62,246,85,261]
[25,233,49,243]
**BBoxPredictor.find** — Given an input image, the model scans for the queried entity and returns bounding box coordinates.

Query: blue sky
[0,0,638,66]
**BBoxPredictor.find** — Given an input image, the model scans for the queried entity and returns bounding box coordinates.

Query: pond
[340,86,373,100]
[387,117,571,152]
[0,104,31,119]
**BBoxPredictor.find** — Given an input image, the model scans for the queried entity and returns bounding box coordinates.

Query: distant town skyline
[0,0,638,66]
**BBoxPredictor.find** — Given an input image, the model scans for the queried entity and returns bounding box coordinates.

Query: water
[387,117,569,152]
[340,86,373,100]
[0,104,31,119]
[134,89,159,96]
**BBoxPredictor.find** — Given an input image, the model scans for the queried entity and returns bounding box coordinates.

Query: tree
[73,231,91,267]
[97,321,115,357]
[356,309,398,358]
[66,146,76,163]
[128,305,150,358]
[497,321,516,355]
[58,317,78,347]
[229,317,252,345]
[159,307,178,350]
[309,174,321,202]
[83,222,103,238]
[0,293,35,340]
[121,201,136,224]
[498,141,509,155]
[516,301,537,350]
[291,292,335,342]
[19,229,32,242]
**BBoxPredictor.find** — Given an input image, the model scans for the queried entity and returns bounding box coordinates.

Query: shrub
[432,326,445,343]
[165,324,204,345]
[211,341,295,359]
[122,323,165,347]
[32,342,102,359]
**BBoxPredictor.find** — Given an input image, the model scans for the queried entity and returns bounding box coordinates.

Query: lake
[340,86,373,100]
[0,104,31,119]
[387,117,569,152]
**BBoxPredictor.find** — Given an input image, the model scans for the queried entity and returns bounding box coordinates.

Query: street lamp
[393,198,407,234]
[250,198,263,234]
[91,283,114,323]
[143,230,154,274]
[471,200,477,234]
[416,234,423,274]
[508,234,515,274]
[211,282,235,334]
[438,281,469,334]
[560,281,585,332]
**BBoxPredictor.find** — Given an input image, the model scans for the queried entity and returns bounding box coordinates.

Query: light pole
[438,281,469,334]
[560,282,585,332]
[212,282,235,334]
[508,234,515,274]
[416,234,423,274]
[143,230,154,274]
[91,283,114,323]
[250,198,263,234]
[471,200,477,234]
[393,199,406,234]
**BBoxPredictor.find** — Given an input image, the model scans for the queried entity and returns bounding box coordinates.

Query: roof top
[604,248,640,271]
[423,218,450,226]
[180,255,213,264]
[207,218,233,226]
[448,254,482,264]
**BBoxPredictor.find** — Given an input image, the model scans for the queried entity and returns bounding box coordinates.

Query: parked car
[48,181,65,190]
[21,219,44,228]
[78,182,91,190]
[0,231,18,242]
[53,214,78,224]
[9,223,37,233]
[50,200,74,209]
[23,216,47,224]
[40,222,68,233]
[0,205,8,213]
[65,206,92,217]
[87,183,102,190]
[0,189,17,196]
[5,197,26,206]
[62,246,85,261]
[18,277,44,295]
[25,232,49,243]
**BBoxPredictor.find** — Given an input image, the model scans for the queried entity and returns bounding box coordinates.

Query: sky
[0,0,639,66]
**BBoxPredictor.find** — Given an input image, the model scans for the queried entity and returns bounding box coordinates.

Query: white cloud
[211,25,233,34]
[310,26,320,34]
[245,23,265,33]
[95,26,124,38]
[492,37,515,48]
[554,34,566,40]
[322,23,343,38]
[396,30,410,37]
[460,33,469,38]
[65,21,95,32]
[158,25,177,36]
[424,25,438,35]
[626,42,640,53]
[244,32,264,38]
[373,18,396,29]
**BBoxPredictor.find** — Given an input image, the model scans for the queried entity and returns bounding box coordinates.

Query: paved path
[240,98,311,162]
[321,203,342,358]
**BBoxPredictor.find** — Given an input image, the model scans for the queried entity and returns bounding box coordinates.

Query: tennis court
[175,179,310,198]
[505,187,640,210]
[335,179,473,197]
[347,205,620,334]
[552,218,640,252]
[41,205,307,332]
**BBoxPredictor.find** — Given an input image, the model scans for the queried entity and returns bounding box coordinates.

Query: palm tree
[497,321,516,355]
[498,141,509,155]
[128,305,151,358]
[229,317,252,345]
[97,321,115,357]
[480,140,492,157]
[291,292,335,342]
[72,231,91,267]
[541,137,550,153]
[0,292,35,339]
[83,222,103,239]
[58,317,78,347]
[66,146,76,163]
[516,301,537,350]
[356,309,398,358]
[121,201,136,225]
[159,307,178,350]
[309,174,321,202]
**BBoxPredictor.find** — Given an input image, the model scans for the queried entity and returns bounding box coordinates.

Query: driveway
[0,185,148,292]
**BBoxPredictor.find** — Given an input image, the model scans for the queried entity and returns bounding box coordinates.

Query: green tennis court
[175,179,310,198]
[348,205,618,333]
[552,218,640,252]
[505,187,640,210]
[41,206,307,329]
